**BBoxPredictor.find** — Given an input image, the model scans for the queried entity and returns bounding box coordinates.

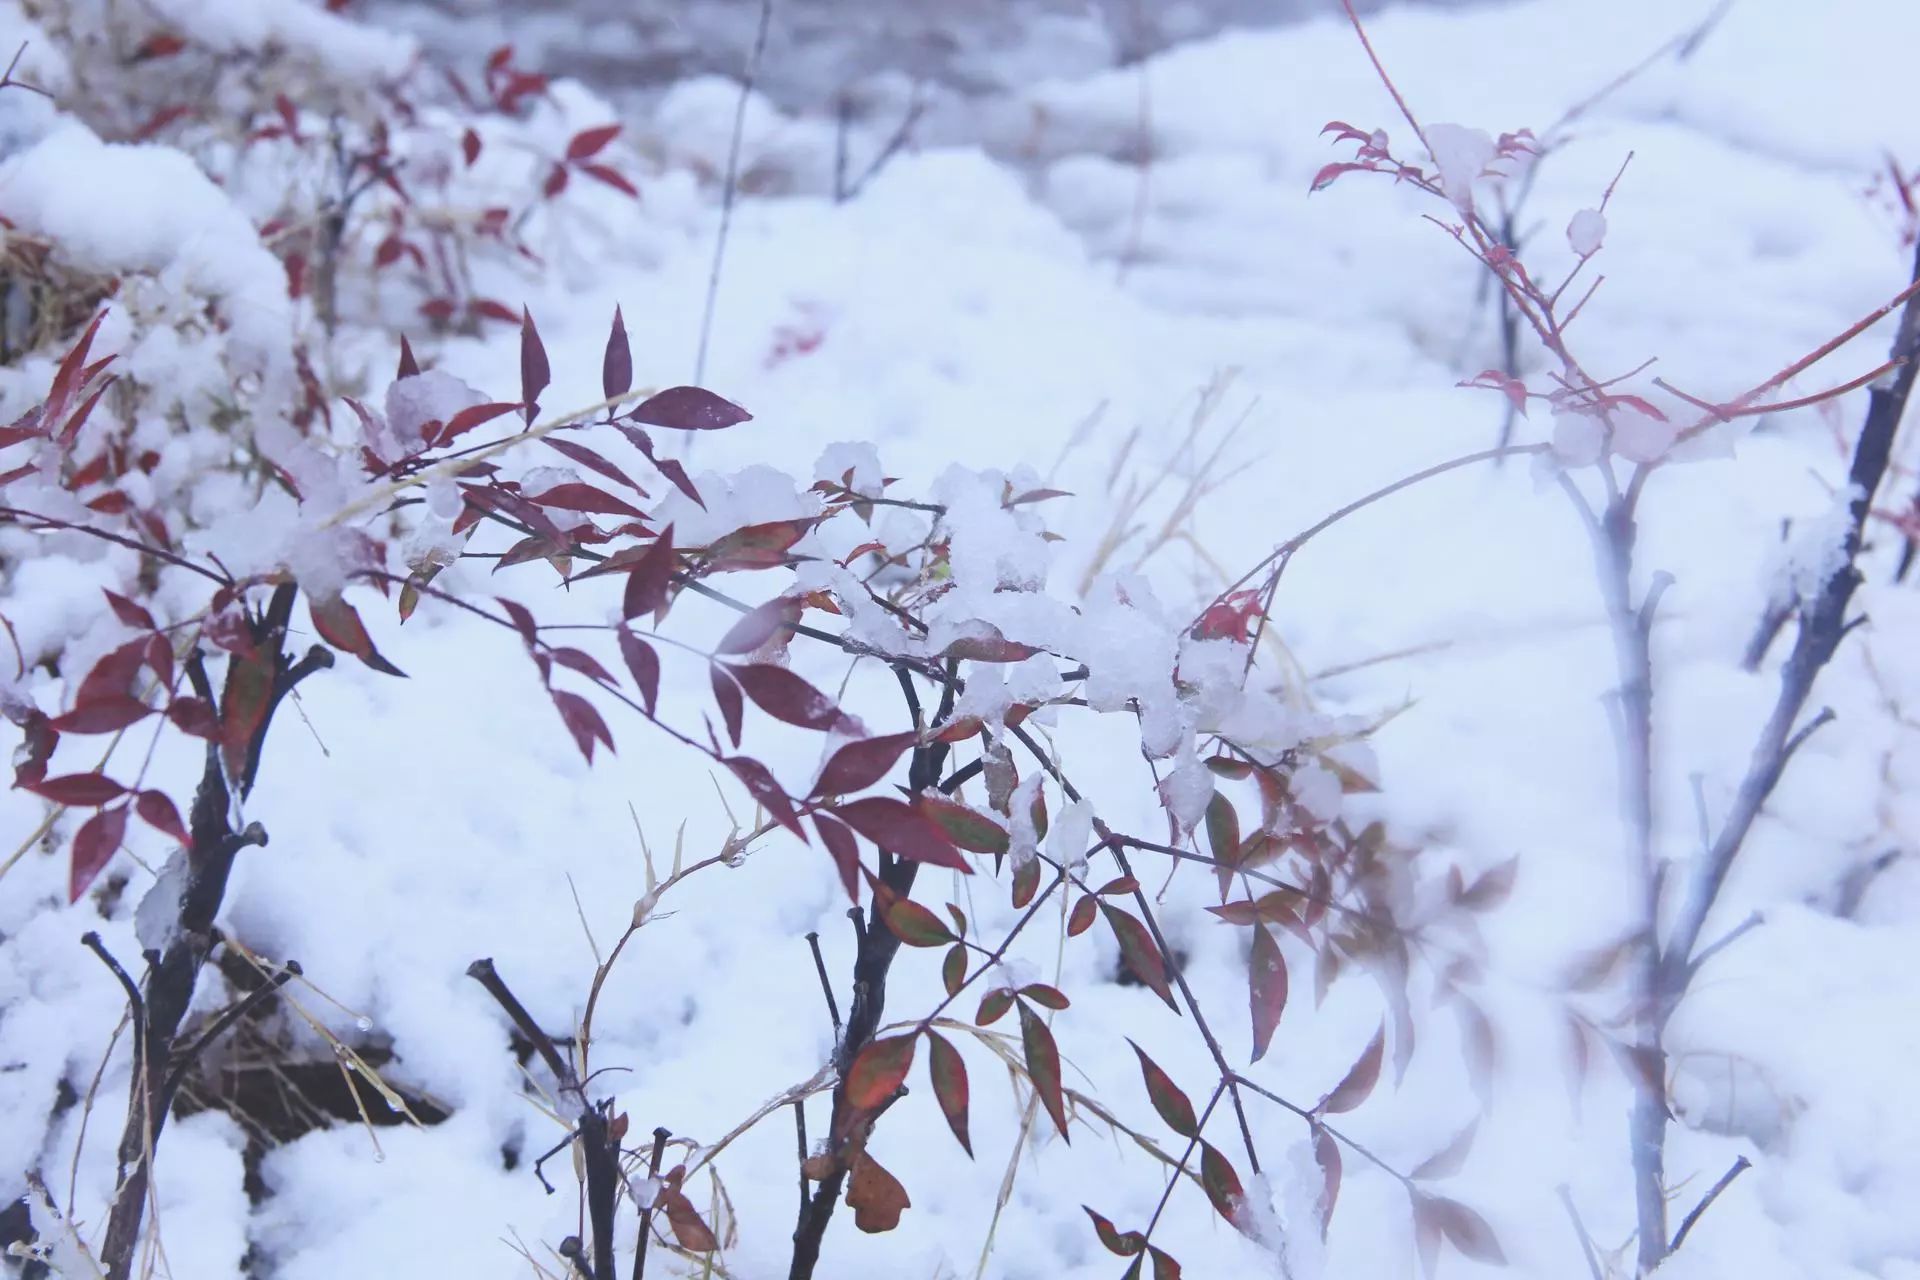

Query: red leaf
[1205,792,1239,898]
[1249,922,1288,1062]
[1019,983,1069,1010]
[1128,1041,1198,1138]
[551,646,616,686]
[623,526,677,621]
[630,386,751,431]
[1103,904,1176,1009]
[1011,856,1040,909]
[602,305,632,399]
[883,896,955,947]
[975,988,1013,1026]
[1319,1023,1385,1115]
[941,943,966,995]
[219,654,275,781]
[1149,1246,1183,1280]
[45,310,106,427]
[1067,894,1097,936]
[531,481,645,520]
[498,597,539,649]
[166,696,217,738]
[135,32,187,59]
[814,811,862,900]
[1200,1141,1250,1233]
[50,696,152,735]
[76,639,147,708]
[709,663,743,747]
[135,790,188,845]
[551,689,613,762]
[616,630,660,714]
[845,1033,916,1109]
[1017,1001,1069,1140]
[1313,1125,1341,1239]
[704,519,810,570]
[519,307,550,423]
[581,163,638,197]
[71,804,128,900]
[829,797,970,872]
[925,1032,972,1156]
[1415,1193,1507,1266]
[103,589,156,632]
[813,731,917,797]
[542,162,569,198]
[566,123,621,160]
[717,597,799,655]
[915,794,1009,854]
[724,755,803,837]
[461,128,481,166]
[542,437,645,495]
[435,401,518,447]
[1084,1207,1146,1257]
[31,773,126,806]
[617,426,705,508]
[311,596,404,675]
[732,663,847,731]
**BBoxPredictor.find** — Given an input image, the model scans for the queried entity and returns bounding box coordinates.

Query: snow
[5,0,1920,1278]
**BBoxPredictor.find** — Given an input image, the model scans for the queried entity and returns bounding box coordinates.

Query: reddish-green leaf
[1067,894,1097,936]
[1084,1207,1145,1257]
[166,696,217,739]
[219,654,275,781]
[617,630,660,714]
[916,794,1009,854]
[631,386,751,431]
[976,988,1013,1027]
[1010,856,1040,908]
[717,596,798,654]
[624,526,677,621]
[1018,1001,1070,1140]
[1249,922,1287,1062]
[1128,1041,1198,1138]
[311,597,404,675]
[1019,983,1069,1011]
[71,804,128,901]
[135,790,188,845]
[660,1188,719,1252]
[704,519,809,570]
[845,1033,916,1109]
[1319,1023,1385,1115]
[941,943,967,996]
[602,305,632,399]
[1205,792,1239,896]
[434,400,518,446]
[830,797,969,871]
[519,307,549,422]
[532,481,646,520]
[1199,1141,1248,1234]
[1103,904,1176,1010]
[883,897,955,947]
[926,1031,973,1157]
[1148,1246,1183,1280]
[813,732,917,798]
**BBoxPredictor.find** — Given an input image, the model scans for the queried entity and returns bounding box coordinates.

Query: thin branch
[693,0,775,385]
[1669,1155,1752,1252]
[1556,1184,1605,1280]
[804,931,841,1040]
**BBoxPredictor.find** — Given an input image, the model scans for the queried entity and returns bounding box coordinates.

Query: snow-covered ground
[5,1,1920,1277]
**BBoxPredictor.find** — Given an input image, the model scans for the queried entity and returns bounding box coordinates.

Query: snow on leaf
[724,755,803,837]
[1199,1141,1248,1234]
[1567,207,1607,257]
[1084,1207,1146,1257]
[311,597,404,675]
[630,386,751,431]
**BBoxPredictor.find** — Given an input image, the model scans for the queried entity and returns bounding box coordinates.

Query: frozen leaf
[846,1152,910,1233]
[1084,1208,1146,1256]
[135,790,188,845]
[845,1033,916,1109]
[1319,1023,1385,1115]
[830,797,970,871]
[1249,922,1288,1062]
[916,795,1009,854]
[71,804,129,900]
[1103,904,1177,1009]
[724,756,803,836]
[1205,793,1241,898]
[1410,1119,1479,1181]
[733,664,848,731]
[705,520,810,570]
[883,897,954,947]
[1067,894,1097,936]
[1018,1001,1070,1140]
[941,943,966,996]
[519,308,550,423]
[814,732,917,797]
[1128,1041,1198,1138]
[927,1031,973,1157]
[1418,1193,1506,1266]
[717,597,800,654]
[1425,123,1496,211]
[602,306,632,399]
[631,386,751,431]
[1199,1142,1247,1233]
[617,631,660,714]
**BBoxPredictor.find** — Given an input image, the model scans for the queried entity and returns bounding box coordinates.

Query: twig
[1668,1155,1751,1252]
[1685,911,1762,979]
[693,0,774,385]
[1556,1184,1605,1280]
[804,932,840,1040]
